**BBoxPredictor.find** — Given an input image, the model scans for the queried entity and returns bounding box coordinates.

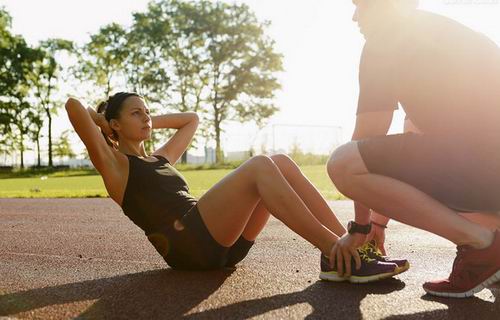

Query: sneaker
[361,240,410,274]
[423,229,500,298]
[488,281,500,289]
[319,249,398,283]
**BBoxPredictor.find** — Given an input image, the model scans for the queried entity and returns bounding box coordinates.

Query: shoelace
[366,241,384,258]
[357,245,376,263]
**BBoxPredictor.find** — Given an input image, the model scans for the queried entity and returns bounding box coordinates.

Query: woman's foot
[361,240,410,274]
[319,249,399,283]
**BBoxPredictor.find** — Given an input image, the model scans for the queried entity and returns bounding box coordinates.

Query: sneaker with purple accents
[319,248,398,283]
[361,240,410,275]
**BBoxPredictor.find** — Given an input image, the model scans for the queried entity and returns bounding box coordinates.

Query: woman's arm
[152,112,199,165]
[86,106,113,137]
[65,97,117,173]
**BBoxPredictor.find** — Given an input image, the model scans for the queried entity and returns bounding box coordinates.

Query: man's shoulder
[412,10,488,43]
[363,10,497,59]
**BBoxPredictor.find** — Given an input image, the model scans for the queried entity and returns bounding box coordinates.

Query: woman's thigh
[196,156,268,246]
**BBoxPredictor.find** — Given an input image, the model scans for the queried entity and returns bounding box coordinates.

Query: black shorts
[357,133,500,213]
[148,205,254,270]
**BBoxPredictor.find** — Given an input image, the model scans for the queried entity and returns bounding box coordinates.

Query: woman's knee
[270,153,296,172]
[248,154,276,172]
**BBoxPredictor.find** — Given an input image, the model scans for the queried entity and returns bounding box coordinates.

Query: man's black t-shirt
[357,10,500,139]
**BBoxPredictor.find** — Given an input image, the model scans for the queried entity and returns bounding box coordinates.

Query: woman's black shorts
[148,204,255,270]
[357,133,500,213]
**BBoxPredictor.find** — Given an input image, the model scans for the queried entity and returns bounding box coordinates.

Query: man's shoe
[423,229,500,298]
[319,249,398,283]
[361,240,410,274]
[488,281,500,289]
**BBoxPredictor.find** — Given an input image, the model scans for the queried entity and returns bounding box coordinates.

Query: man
[327,0,500,298]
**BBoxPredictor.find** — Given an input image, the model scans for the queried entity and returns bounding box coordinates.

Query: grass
[0,165,345,200]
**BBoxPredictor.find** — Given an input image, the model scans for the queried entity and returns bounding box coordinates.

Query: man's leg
[328,141,494,249]
[327,139,500,297]
[370,119,499,249]
[367,118,500,252]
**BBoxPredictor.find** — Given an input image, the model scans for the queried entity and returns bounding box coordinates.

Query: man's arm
[352,111,394,141]
[351,111,394,225]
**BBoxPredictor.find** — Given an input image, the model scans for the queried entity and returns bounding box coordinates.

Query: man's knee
[327,142,366,189]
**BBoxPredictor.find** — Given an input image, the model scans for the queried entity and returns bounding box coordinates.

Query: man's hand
[329,233,366,277]
[366,224,387,255]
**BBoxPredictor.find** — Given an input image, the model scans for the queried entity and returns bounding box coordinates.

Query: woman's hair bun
[96,100,108,114]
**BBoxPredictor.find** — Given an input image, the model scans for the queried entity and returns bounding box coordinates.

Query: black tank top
[121,154,197,235]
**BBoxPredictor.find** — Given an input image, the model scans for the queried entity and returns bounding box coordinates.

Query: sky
[2,0,500,163]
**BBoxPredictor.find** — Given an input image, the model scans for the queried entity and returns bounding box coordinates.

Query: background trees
[0,12,42,169]
[122,0,283,163]
[0,0,283,167]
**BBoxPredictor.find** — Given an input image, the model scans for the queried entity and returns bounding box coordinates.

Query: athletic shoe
[319,249,398,283]
[361,240,410,274]
[423,229,500,298]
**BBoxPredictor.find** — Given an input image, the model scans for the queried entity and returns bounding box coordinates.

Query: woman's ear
[109,119,120,132]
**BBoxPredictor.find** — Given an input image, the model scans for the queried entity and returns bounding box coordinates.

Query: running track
[0,199,498,319]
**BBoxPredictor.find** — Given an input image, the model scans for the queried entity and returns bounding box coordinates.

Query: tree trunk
[215,122,223,164]
[36,136,41,167]
[20,134,24,169]
[181,150,188,164]
[47,110,53,167]
[106,77,111,96]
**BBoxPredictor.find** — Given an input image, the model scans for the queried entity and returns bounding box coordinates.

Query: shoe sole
[423,269,500,298]
[319,270,397,283]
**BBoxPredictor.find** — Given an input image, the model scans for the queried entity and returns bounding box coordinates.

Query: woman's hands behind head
[96,113,113,137]
[86,105,117,148]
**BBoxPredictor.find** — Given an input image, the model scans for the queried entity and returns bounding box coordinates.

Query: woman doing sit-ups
[65,92,406,282]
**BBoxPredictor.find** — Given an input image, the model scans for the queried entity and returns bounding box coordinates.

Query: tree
[0,7,14,92]
[0,27,42,169]
[54,130,76,162]
[129,0,208,162]
[28,113,44,167]
[181,0,283,163]
[71,0,283,164]
[129,0,283,163]
[32,38,74,167]
[74,23,129,97]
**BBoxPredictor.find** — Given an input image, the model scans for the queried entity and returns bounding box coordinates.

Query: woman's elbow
[190,112,200,125]
[65,97,79,112]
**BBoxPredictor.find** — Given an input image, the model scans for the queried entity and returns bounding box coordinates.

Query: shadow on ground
[0,269,498,319]
[384,289,500,320]
[185,278,406,319]
[1,269,406,319]
[0,269,230,319]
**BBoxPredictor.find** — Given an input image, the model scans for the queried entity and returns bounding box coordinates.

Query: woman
[65,92,402,282]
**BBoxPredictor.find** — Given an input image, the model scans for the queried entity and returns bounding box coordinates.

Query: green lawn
[0,165,344,200]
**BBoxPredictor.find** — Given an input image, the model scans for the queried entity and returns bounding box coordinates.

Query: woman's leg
[239,154,346,241]
[196,155,339,256]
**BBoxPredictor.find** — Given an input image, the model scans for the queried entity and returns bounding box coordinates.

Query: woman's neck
[117,140,147,157]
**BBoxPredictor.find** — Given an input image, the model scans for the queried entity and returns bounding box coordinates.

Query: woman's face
[110,96,152,142]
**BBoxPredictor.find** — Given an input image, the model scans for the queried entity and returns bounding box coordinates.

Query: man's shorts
[357,133,500,213]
